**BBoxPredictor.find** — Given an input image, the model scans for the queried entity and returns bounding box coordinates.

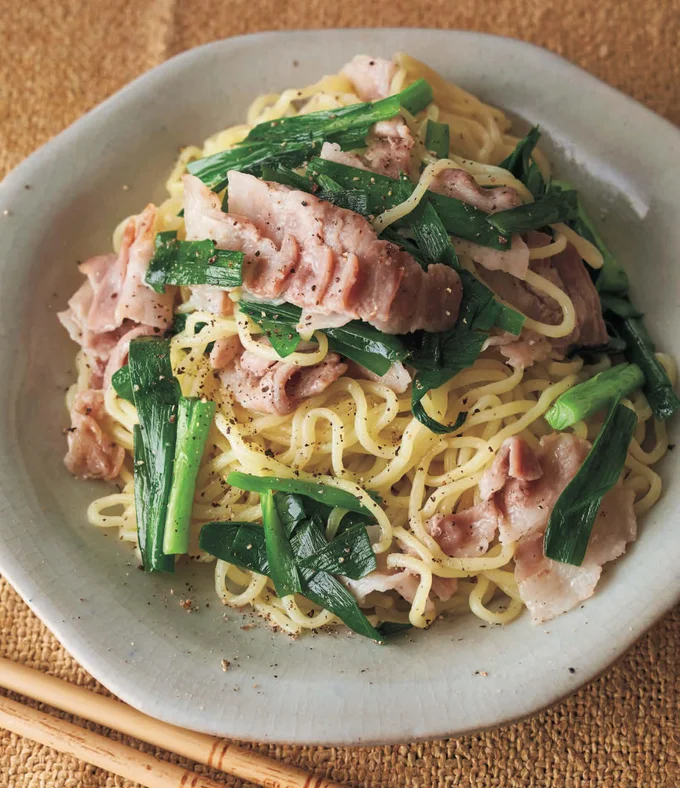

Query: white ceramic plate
[0,29,678,745]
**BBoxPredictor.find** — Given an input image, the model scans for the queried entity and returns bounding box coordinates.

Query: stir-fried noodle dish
[59,54,678,643]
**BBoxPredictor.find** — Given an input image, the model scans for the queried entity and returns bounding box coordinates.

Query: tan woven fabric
[0,1,679,785]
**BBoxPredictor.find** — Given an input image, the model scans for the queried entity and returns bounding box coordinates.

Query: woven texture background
[1,1,679,785]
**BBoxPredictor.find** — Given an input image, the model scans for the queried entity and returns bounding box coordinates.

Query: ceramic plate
[0,29,678,745]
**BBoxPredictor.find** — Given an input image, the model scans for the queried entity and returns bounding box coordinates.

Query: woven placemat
[1,1,678,785]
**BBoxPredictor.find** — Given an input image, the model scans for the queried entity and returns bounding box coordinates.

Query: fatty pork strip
[182,172,462,334]
[479,232,608,367]
[220,349,348,416]
[425,434,636,623]
[59,205,174,479]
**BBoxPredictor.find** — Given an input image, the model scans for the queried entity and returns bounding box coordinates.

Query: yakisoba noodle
[73,53,674,636]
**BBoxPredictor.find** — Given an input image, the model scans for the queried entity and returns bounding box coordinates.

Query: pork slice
[103,324,158,389]
[186,285,233,315]
[430,168,522,214]
[364,118,414,179]
[221,352,347,415]
[183,174,299,299]
[319,142,368,171]
[427,500,500,558]
[453,234,530,279]
[209,336,243,370]
[430,576,459,601]
[59,206,174,367]
[551,243,608,347]
[514,486,636,623]
[480,433,590,544]
[478,436,543,500]
[64,390,125,480]
[286,354,348,398]
[77,254,121,333]
[485,328,552,369]
[341,55,397,101]
[186,173,462,334]
[347,360,412,394]
[114,205,175,329]
[479,235,607,351]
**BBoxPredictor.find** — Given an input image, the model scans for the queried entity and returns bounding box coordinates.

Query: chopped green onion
[297,524,376,579]
[261,490,301,597]
[227,472,374,516]
[544,401,637,566]
[237,299,408,376]
[111,365,133,403]
[544,363,644,430]
[290,519,383,643]
[306,157,510,249]
[145,232,243,294]
[187,81,432,192]
[163,397,216,555]
[273,492,309,537]
[550,180,629,294]
[260,163,315,192]
[486,190,578,235]
[498,126,546,199]
[612,317,680,421]
[199,521,269,575]
[425,119,450,159]
[129,337,181,573]
[599,294,643,319]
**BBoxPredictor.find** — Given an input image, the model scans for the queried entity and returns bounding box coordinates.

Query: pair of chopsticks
[0,657,344,788]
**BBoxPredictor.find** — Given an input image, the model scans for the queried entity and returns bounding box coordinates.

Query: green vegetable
[129,337,181,572]
[306,157,510,249]
[612,317,680,421]
[188,80,433,192]
[550,180,629,294]
[425,119,450,159]
[599,294,643,319]
[486,190,578,235]
[290,519,383,642]
[199,493,383,642]
[237,299,408,376]
[238,300,302,358]
[498,126,546,199]
[544,401,637,566]
[198,520,270,575]
[316,189,370,214]
[227,472,374,516]
[408,290,499,434]
[261,490,301,597]
[163,397,216,555]
[544,363,644,430]
[297,524,376,579]
[145,231,243,294]
[111,365,133,403]
[260,163,315,192]
[244,79,432,144]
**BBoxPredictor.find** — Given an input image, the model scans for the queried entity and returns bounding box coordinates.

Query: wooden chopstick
[0,657,344,788]
[0,693,226,788]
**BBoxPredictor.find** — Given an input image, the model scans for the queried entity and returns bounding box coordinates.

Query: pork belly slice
[220,350,347,415]
[479,233,608,356]
[426,500,500,558]
[64,390,125,480]
[58,205,174,385]
[183,173,462,334]
[478,433,637,623]
[341,55,397,101]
